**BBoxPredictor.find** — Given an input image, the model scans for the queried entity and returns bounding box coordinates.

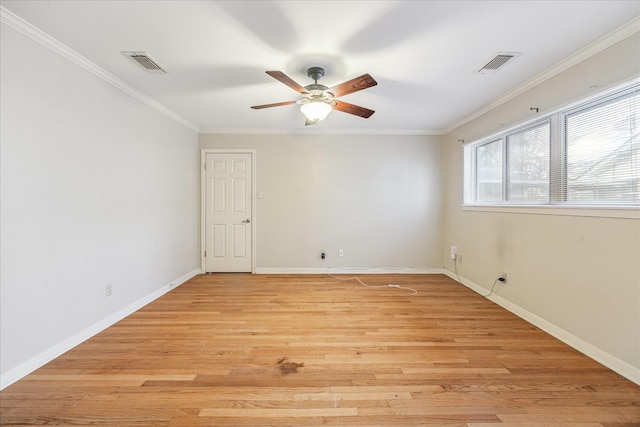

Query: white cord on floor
[327,272,418,296]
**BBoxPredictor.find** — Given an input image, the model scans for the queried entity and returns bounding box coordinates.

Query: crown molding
[445,16,640,134]
[198,127,444,136]
[1,6,200,133]
[5,4,635,138]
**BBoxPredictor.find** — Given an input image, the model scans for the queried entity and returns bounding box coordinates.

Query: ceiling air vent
[122,51,166,73]
[477,52,520,74]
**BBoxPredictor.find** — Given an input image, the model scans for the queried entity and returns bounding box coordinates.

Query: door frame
[200,149,257,274]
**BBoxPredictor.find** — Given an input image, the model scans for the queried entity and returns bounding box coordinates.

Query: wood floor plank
[1,273,639,426]
[199,407,359,417]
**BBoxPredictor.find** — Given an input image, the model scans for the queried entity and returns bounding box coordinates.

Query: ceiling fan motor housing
[304,67,330,96]
[304,83,330,96]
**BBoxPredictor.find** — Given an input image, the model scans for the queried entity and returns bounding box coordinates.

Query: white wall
[443,33,640,383]
[1,21,199,387]
[200,133,444,272]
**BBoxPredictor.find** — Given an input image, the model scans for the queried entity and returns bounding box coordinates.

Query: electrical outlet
[321,250,326,260]
[105,283,113,297]
[450,246,457,260]
[498,273,507,283]
[339,249,344,257]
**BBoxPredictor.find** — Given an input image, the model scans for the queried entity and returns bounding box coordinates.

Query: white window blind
[506,122,550,203]
[465,79,640,208]
[564,86,639,204]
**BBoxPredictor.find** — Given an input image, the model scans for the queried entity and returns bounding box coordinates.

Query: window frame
[463,79,640,218]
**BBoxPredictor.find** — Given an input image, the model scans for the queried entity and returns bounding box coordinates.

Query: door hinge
[204,251,206,258]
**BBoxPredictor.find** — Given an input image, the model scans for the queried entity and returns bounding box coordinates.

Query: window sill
[461,204,640,219]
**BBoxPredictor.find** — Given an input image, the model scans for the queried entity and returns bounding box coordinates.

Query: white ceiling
[2,0,639,134]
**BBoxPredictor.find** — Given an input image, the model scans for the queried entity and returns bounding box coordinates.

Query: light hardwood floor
[1,274,639,426]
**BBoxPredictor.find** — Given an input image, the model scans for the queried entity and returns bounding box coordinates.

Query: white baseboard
[255,267,445,275]
[170,268,201,288]
[9,267,634,388]
[443,269,640,386]
[0,268,200,390]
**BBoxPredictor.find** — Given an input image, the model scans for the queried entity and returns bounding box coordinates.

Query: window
[465,80,639,207]
[506,122,550,203]
[476,139,502,202]
[565,91,639,204]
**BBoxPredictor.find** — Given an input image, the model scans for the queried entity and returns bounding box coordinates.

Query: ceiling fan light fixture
[300,100,332,122]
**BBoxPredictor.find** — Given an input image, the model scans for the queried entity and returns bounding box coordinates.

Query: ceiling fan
[251,67,377,125]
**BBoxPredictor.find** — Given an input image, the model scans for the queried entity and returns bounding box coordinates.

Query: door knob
[242,219,251,224]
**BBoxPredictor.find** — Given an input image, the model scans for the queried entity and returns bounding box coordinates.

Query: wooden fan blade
[329,74,377,98]
[334,100,375,118]
[251,100,297,109]
[266,71,308,93]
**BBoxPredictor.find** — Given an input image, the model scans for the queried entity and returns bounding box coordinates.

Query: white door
[204,152,252,272]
